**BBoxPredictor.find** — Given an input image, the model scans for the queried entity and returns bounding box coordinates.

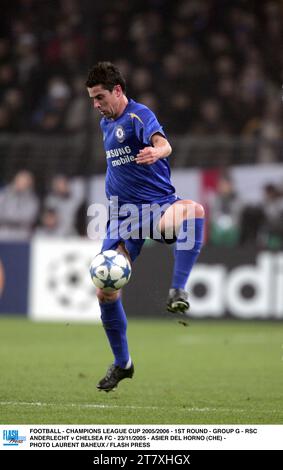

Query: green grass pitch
[0,316,282,424]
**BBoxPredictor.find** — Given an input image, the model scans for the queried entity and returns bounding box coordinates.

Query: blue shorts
[102,195,180,262]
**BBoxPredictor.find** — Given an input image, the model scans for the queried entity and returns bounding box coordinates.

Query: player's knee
[195,203,205,218]
[179,200,205,219]
[96,288,120,303]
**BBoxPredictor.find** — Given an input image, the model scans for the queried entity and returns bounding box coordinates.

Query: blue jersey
[100,98,175,205]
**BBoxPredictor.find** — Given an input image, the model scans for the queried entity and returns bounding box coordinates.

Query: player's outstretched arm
[135,133,172,165]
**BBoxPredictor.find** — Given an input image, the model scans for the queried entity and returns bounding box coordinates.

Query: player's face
[87,84,121,119]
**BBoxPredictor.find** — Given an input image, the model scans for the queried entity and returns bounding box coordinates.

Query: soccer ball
[89,250,131,292]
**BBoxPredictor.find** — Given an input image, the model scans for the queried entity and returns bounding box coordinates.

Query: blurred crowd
[0,0,282,140]
[0,0,283,244]
[207,173,283,249]
[0,170,86,240]
[1,169,283,249]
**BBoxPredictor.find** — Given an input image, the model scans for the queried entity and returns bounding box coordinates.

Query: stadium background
[0,0,283,425]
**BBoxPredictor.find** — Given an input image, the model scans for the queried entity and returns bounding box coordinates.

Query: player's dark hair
[85,62,126,92]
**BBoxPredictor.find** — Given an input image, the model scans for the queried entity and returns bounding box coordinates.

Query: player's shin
[171,217,204,289]
[99,297,131,369]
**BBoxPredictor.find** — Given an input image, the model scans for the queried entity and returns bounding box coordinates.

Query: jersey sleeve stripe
[129,113,144,124]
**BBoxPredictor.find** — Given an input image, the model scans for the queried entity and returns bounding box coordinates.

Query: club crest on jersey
[115,125,126,143]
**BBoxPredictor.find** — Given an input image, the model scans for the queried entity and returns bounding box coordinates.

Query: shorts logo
[115,125,126,143]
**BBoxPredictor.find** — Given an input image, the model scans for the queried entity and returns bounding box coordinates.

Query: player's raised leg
[96,244,134,392]
[159,199,205,314]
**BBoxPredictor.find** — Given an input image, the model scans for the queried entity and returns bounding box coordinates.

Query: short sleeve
[131,107,166,145]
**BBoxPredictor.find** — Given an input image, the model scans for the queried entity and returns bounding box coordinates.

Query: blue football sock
[99,298,130,369]
[171,218,204,290]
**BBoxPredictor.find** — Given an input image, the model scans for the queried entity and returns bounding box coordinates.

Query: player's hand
[135,147,159,165]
